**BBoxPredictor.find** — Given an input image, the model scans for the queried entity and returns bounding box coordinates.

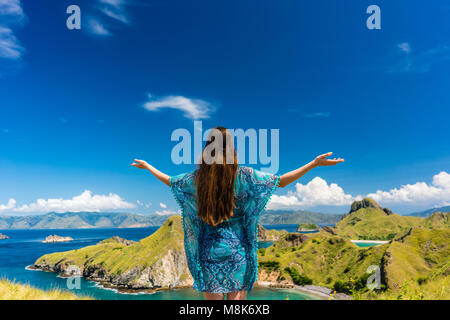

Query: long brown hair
[195,127,238,226]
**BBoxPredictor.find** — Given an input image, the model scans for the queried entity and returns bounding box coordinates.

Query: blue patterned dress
[170,166,279,293]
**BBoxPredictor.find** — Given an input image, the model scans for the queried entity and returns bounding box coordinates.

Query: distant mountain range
[260,209,342,225]
[0,212,170,230]
[406,206,450,217]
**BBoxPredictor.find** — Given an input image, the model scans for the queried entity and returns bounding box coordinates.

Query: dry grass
[0,279,93,300]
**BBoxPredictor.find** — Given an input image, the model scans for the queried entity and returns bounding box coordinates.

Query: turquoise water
[353,242,384,247]
[0,225,318,300]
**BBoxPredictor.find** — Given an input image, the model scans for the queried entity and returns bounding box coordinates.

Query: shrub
[259,261,280,273]
[284,267,312,286]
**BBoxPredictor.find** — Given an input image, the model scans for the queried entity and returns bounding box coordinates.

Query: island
[296,223,320,232]
[0,233,9,240]
[42,235,73,243]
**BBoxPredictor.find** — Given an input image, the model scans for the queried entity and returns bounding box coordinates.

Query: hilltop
[333,198,422,240]
[0,211,171,230]
[33,216,192,291]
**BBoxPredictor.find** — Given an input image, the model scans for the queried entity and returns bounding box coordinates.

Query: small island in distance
[42,235,73,243]
[296,223,320,232]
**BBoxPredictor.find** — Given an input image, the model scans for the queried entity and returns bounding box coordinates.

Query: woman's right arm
[278,152,344,188]
[131,159,170,186]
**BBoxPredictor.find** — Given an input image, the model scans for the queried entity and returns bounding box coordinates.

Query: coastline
[255,281,352,300]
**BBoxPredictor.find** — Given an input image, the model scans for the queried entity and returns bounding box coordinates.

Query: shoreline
[255,281,352,300]
[350,240,389,244]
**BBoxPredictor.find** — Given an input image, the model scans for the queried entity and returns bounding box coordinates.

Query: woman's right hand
[131,159,150,170]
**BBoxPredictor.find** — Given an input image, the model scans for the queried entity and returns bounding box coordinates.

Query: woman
[131,127,343,300]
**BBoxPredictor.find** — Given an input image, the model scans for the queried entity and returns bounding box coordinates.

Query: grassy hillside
[258,213,449,299]
[0,280,92,300]
[33,215,192,290]
[421,212,449,229]
[258,230,386,287]
[334,198,422,240]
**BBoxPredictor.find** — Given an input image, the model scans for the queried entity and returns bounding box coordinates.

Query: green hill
[421,212,449,229]
[333,198,422,240]
[33,215,192,291]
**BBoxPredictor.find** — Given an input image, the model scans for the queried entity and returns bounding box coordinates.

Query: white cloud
[143,93,213,119]
[155,209,180,216]
[87,18,112,36]
[0,190,135,214]
[159,202,167,209]
[268,171,450,210]
[267,177,360,210]
[0,198,16,211]
[0,0,25,60]
[367,171,450,206]
[0,0,24,21]
[389,43,450,73]
[398,42,411,54]
[304,112,330,118]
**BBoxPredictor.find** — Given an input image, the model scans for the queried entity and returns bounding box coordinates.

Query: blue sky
[0,0,449,216]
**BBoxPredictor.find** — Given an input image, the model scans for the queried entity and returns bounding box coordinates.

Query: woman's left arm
[131,159,170,186]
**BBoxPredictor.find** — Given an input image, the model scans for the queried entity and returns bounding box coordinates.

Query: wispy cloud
[388,42,450,73]
[0,190,136,214]
[159,202,167,208]
[304,112,331,118]
[0,0,26,60]
[87,18,112,36]
[155,209,180,216]
[87,0,134,36]
[143,93,214,119]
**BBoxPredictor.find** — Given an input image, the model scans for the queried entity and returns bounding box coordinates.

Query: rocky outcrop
[0,233,8,240]
[349,198,382,213]
[42,235,73,243]
[98,236,136,246]
[257,225,288,241]
[321,226,337,235]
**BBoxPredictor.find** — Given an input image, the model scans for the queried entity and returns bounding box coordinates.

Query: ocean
[0,225,321,300]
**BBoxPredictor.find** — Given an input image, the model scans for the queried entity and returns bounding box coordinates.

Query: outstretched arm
[131,159,170,186]
[278,152,344,188]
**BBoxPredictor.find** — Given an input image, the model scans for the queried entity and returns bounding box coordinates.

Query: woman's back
[170,166,279,293]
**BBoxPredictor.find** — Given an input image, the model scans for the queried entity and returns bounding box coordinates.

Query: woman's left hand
[313,152,344,167]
